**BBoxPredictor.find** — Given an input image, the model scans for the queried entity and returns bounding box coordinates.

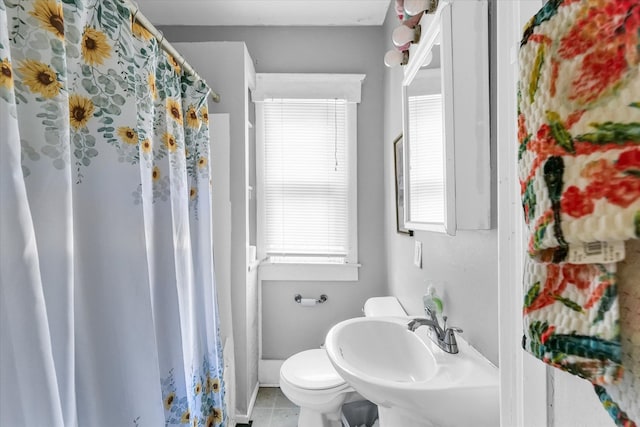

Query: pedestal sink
[324,317,498,427]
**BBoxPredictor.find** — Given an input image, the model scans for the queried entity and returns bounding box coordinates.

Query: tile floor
[249,387,300,427]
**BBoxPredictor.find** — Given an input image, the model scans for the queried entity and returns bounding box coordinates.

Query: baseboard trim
[235,414,250,424]
[235,382,259,424]
[259,359,285,386]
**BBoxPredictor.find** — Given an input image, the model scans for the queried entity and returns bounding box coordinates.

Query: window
[253,74,364,281]
[407,92,444,224]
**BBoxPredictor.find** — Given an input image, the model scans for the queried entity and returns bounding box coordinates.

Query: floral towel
[518,0,640,425]
[599,241,640,426]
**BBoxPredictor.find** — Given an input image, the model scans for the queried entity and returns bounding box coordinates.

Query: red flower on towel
[518,113,528,144]
[540,325,556,344]
[561,153,640,218]
[604,176,640,208]
[557,0,640,105]
[524,263,600,314]
[616,148,640,171]
[561,264,597,290]
[562,186,595,218]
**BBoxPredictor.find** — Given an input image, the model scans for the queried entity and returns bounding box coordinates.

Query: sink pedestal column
[378,406,436,427]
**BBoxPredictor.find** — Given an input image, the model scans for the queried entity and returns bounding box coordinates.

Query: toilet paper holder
[294,294,328,305]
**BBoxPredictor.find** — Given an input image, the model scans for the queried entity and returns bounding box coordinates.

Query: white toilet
[279,297,408,427]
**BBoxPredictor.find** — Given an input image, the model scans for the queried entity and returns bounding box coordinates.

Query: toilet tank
[363,297,407,317]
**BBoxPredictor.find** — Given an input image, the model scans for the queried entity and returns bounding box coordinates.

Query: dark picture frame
[393,134,413,236]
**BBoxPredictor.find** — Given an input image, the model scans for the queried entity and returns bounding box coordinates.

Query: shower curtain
[0,0,226,426]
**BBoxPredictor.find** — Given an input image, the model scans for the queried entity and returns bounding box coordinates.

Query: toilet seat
[280,349,347,391]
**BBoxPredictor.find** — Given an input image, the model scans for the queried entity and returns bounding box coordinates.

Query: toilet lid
[281,349,346,390]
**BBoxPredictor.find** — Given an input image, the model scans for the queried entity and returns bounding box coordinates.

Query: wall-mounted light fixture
[404,0,439,15]
[385,0,439,68]
[384,49,410,67]
[392,24,422,47]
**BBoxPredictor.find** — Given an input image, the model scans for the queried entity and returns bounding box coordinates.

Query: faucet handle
[442,316,462,332]
[425,306,438,322]
[442,326,461,354]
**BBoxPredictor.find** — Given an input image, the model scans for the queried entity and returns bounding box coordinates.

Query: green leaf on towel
[527,321,550,359]
[518,135,530,160]
[576,122,640,144]
[545,334,621,363]
[520,0,562,46]
[593,386,636,426]
[594,283,617,325]
[635,211,640,238]
[522,180,537,224]
[532,220,549,251]
[629,102,640,109]
[528,45,545,103]
[546,111,575,153]
[543,156,565,202]
[551,294,583,313]
[524,282,541,308]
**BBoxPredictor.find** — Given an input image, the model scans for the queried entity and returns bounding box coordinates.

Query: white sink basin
[325,317,498,427]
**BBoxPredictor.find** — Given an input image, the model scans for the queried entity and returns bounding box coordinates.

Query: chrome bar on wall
[294,294,328,306]
[123,0,221,103]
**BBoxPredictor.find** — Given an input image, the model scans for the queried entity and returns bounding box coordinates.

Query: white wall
[382,3,499,364]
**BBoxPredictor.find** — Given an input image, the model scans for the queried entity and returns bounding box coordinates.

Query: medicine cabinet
[402,0,491,234]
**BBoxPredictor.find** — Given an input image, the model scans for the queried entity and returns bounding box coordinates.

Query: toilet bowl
[280,349,352,427]
[279,297,407,427]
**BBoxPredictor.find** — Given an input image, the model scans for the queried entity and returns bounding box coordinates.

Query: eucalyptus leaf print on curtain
[0,0,226,426]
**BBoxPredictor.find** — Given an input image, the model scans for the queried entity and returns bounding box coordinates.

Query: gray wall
[162,26,388,361]
[381,5,499,364]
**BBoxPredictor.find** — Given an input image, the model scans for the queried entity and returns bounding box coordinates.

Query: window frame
[252,73,364,281]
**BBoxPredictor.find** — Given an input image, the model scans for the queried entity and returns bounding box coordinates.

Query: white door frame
[496,1,549,426]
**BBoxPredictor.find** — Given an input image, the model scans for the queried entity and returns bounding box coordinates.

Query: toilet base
[298,407,343,427]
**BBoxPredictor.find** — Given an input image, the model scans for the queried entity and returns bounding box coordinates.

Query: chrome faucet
[408,308,462,354]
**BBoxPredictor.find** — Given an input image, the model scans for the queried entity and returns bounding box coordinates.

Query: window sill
[258,261,360,281]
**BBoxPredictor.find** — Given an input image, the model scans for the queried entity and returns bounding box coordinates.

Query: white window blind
[407,93,444,223]
[262,99,349,259]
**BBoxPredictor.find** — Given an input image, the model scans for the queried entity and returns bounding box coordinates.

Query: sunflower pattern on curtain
[0,0,226,426]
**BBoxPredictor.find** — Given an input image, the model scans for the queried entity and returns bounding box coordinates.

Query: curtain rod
[123,0,221,103]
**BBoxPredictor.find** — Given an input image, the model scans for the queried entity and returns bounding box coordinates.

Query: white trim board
[252,73,365,102]
[496,1,547,427]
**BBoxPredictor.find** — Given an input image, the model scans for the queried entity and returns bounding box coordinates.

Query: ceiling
[134,0,393,26]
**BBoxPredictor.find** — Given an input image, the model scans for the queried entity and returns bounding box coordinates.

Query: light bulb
[384,50,404,67]
[405,0,435,16]
[396,42,411,52]
[384,50,409,67]
[392,25,416,47]
[403,11,423,28]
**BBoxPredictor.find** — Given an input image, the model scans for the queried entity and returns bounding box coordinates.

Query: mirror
[402,2,456,235]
